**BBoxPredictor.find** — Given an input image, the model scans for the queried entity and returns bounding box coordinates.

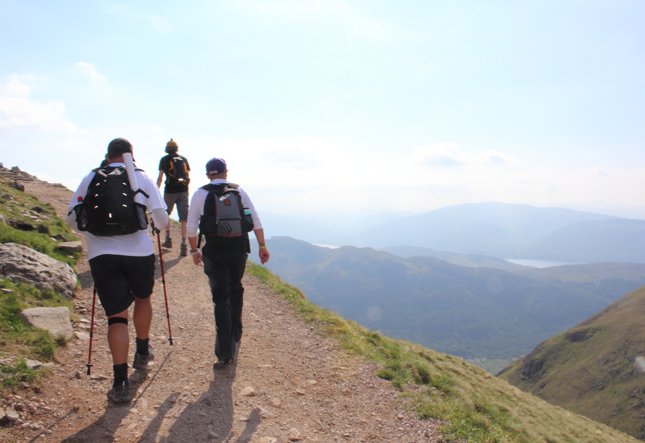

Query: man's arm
[254,228,270,264]
[66,173,93,230]
[186,189,206,265]
[156,170,164,188]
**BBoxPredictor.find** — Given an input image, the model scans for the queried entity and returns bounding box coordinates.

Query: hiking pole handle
[150,218,160,235]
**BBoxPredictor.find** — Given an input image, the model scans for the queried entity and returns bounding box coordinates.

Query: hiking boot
[133,349,154,370]
[107,380,131,404]
[162,237,172,248]
[180,243,187,257]
[213,357,233,370]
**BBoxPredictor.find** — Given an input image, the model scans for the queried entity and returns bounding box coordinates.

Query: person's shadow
[60,352,172,443]
[140,360,261,442]
[155,251,184,274]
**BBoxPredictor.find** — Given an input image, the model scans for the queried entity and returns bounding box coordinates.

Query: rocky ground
[0,179,445,443]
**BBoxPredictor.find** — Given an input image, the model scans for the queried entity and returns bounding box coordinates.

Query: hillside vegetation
[0,171,78,391]
[498,286,645,440]
[249,264,639,442]
[260,236,645,367]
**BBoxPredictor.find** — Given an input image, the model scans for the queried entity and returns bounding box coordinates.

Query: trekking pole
[156,230,174,345]
[86,286,97,375]
[123,152,174,346]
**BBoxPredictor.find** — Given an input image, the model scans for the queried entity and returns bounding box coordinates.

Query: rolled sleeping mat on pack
[122,153,145,205]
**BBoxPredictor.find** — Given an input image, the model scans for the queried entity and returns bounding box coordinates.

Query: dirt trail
[2,181,442,443]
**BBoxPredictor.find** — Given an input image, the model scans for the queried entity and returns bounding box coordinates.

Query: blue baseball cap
[206,157,227,174]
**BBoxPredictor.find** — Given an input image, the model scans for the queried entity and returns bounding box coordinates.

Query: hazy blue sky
[2,0,644,219]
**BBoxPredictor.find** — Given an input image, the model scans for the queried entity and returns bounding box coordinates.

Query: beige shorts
[164,191,189,221]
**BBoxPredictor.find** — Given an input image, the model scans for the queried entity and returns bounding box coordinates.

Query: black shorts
[89,254,156,316]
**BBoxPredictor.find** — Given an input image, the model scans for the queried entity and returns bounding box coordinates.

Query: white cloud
[73,62,107,84]
[0,75,76,132]
[412,143,510,167]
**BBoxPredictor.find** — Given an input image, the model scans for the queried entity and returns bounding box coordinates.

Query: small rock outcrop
[20,307,73,340]
[55,241,83,254]
[0,243,77,298]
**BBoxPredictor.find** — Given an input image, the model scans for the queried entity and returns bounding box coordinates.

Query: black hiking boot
[180,243,187,257]
[213,357,233,370]
[107,380,131,404]
[162,236,172,248]
[133,349,154,370]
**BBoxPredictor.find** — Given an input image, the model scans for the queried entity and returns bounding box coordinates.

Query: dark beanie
[107,138,133,158]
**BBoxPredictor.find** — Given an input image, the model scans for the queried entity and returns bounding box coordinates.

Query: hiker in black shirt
[157,138,191,256]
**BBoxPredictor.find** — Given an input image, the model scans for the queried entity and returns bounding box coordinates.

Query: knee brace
[108,317,128,326]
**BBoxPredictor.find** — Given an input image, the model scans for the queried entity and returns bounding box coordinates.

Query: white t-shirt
[67,163,167,260]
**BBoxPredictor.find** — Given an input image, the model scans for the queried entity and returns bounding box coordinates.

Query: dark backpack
[198,183,253,248]
[75,166,149,236]
[166,155,190,187]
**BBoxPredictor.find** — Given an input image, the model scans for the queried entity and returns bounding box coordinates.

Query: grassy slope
[498,287,645,440]
[0,174,78,390]
[248,263,639,443]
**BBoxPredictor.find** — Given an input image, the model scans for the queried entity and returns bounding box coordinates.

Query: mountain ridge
[498,286,645,440]
[263,201,645,263]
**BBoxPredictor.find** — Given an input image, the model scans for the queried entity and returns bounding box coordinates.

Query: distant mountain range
[254,236,645,367]
[498,286,645,440]
[261,202,645,263]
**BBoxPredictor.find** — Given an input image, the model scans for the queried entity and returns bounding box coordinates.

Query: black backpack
[198,183,253,248]
[75,166,149,236]
[166,155,190,187]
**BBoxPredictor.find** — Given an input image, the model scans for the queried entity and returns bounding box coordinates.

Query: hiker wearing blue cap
[186,157,270,368]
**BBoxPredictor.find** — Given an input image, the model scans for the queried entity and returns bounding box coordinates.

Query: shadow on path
[155,251,185,275]
[143,360,260,442]
[61,352,173,442]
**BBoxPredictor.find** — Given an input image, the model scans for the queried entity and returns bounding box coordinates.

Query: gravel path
[1,181,443,443]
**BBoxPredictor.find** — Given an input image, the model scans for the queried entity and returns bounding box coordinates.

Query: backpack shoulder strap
[197,184,218,248]
[201,182,236,193]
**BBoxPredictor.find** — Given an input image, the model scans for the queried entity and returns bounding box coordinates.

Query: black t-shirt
[159,154,191,193]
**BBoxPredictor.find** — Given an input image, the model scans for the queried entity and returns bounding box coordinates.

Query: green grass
[498,287,645,440]
[247,262,639,443]
[0,358,48,391]
[0,280,63,394]
[0,176,78,393]
[0,279,71,362]
[0,177,79,266]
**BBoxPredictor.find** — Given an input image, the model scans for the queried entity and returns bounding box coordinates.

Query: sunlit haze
[2,1,645,221]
